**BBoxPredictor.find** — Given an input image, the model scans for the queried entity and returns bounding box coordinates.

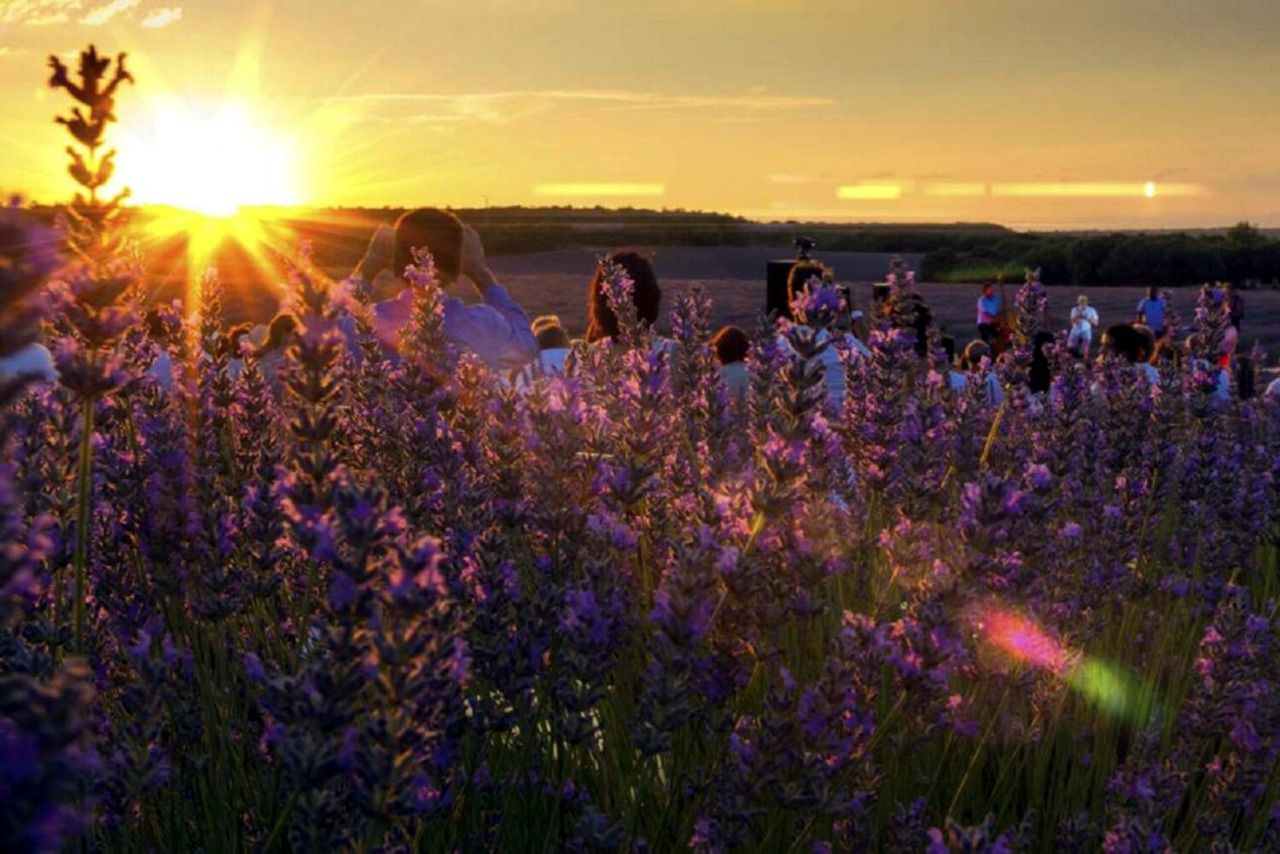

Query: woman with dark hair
[352,207,537,372]
[961,340,1003,405]
[586,251,663,343]
[1100,324,1159,385]
[712,325,750,394]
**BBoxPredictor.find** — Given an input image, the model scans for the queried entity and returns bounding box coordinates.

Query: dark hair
[258,312,299,356]
[1101,324,1149,364]
[586,251,661,343]
[1147,285,1160,300]
[712,325,750,365]
[962,340,990,369]
[393,208,464,282]
[144,307,178,343]
[536,325,570,351]
[786,262,827,306]
[940,334,957,364]
[219,322,254,360]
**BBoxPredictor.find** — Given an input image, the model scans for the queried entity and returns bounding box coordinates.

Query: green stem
[73,393,96,655]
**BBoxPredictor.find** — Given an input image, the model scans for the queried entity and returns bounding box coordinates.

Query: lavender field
[4,45,1280,854]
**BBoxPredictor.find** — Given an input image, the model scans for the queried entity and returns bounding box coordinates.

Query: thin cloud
[140,6,182,28]
[2,0,81,25]
[80,0,139,26]
[338,88,835,125]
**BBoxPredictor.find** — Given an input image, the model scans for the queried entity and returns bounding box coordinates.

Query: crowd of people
[964,274,1257,402]
[1,207,1273,407]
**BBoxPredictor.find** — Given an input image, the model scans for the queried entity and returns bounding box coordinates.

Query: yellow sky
[2,0,1278,228]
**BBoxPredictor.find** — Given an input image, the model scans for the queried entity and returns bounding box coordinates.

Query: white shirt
[720,361,749,394]
[815,330,870,408]
[1070,305,1099,339]
[515,347,569,389]
[777,329,869,407]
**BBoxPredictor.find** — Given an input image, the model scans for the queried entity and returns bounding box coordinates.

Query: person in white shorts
[1068,295,1099,359]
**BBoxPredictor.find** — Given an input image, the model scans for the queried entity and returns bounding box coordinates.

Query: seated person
[1100,324,1159,385]
[352,208,538,372]
[780,277,872,410]
[253,311,300,391]
[961,340,1004,405]
[586,251,669,351]
[515,315,572,387]
[940,335,967,392]
[712,325,750,394]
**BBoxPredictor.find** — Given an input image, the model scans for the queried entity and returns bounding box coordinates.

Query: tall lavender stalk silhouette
[47,45,137,652]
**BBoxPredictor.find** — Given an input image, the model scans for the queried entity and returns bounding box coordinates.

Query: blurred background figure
[515,314,572,387]
[354,207,538,372]
[1068,294,1100,359]
[1135,286,1167,341]
[941,335,968,392]
[961,340,1004,404]
[0,340,56,385]
[976,282,1001,344]
[1101,324,1159,385]
[712,325,750,395]
[1029,331,1056,394]
[586,251,666,349]
[1223,281,1244,332]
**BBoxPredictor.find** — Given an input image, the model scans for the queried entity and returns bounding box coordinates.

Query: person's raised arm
[441,225,538,372]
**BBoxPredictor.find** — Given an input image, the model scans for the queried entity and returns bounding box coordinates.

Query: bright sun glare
[117,98,302,217]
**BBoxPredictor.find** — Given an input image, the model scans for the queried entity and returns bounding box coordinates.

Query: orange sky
[2,0,1278,228]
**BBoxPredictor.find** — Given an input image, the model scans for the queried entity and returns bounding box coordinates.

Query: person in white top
[515,315,572,389]
[1068,295,1100,359]
[777,299,872,410]
[712,325,751,395]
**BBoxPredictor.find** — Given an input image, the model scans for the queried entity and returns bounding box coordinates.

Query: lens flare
[978,607,1078,675]
[836,183,903,201]
[971,603,1152,724]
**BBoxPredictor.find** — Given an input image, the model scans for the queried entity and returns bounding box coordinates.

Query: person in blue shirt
[976,282,1001,344]
[1135,287,1167,339]
[352,208,539,373]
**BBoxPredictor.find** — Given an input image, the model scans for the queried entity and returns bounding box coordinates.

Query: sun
[116,97,303,216]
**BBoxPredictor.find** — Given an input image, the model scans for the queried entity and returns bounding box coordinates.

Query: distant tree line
[920,222,1280,287]
[30,203,1277,286]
